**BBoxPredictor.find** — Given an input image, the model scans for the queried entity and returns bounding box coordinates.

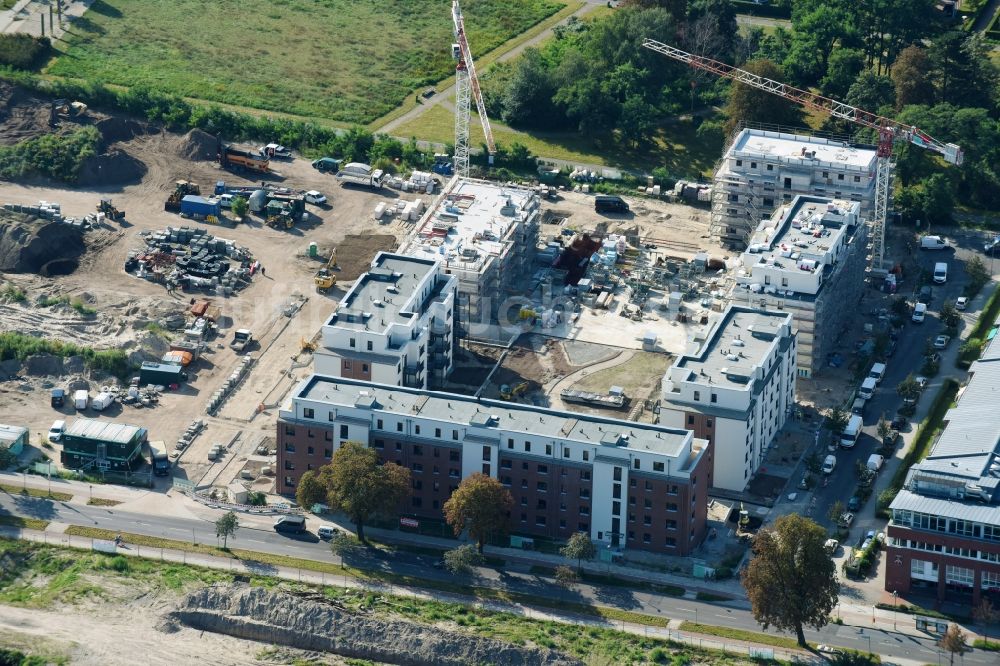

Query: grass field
[48,0,564,125]
[0,482,72,502]
[393,102,723,174]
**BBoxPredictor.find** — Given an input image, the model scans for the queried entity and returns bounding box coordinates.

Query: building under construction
[401,177,540,339]
[711,128,877,248]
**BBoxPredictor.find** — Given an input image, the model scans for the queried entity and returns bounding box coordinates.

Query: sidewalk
[0,524,821,664]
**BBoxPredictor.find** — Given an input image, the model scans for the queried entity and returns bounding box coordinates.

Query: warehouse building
[659,306,796,493]
[277,375,711,555]
[60,418,147,472]
[885,332,1000,606]
[712,128,877,248]
[729,195,866,377]
[401,177,540,340]
[314,252,457,390]
[0,424,28,456]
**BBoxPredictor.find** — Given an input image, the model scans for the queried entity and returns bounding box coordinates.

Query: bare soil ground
[0,84,415,486]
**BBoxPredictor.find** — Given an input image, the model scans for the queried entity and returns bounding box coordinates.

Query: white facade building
[660,306,796,492]
[712,128,877,247]
[314,252,457,390]
[730,196,866,376]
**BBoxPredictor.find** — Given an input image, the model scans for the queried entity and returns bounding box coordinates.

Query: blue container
[180,195,221,218]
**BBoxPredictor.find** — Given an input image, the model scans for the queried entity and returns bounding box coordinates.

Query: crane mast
[642,39,962,274]
[452,0,495,178]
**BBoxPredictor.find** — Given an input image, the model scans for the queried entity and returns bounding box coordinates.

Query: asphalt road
[1,490,994,665]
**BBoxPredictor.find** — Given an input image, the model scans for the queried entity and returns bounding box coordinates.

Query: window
[766,164,773,171]
[538,464,548,475]
[501,460,512,469]
[521,479,528,489]
[284,475,295,487]
[579,522,589,532]
[415,425,421,435]
[307,446,314,455]
[581,471,591,481]
[666,520,677,530]
[349,338,356,348]
[482,446,491,461]
[522,461,529,471]
[521,496,528,506]
[536,516,547,527]
[583,451,589,462]
[396,423,403,432]
[537,499,547,510]
[668,484,679,495]
[613,467,622,481]
[667,503,679,512]
[822,171,829,178]
[482,463,490,476]
[284,425,295,436]
[449,468,459,478]
[284,443,295,453]
[837,173,845,180]
[413,445,423,456]
[284,460,295,470]
[579,506,590,516]
[559,519,567,529]
[687,415,694,425]
[750,162,757,169]
[736,159,743,166]
[545,444,552,455]
[339,425,348,439]
[449,451,460,462]
[693,390,700,401]
[411,497,422,508]
[324,431,332,442]
[412,479,423,490]
[507,438,514,449]
[501,476,511,486]
[412,463,423,473]
[452,430,459,440]
[629,496,636,506]
[643,516,652,527]
[537,481,548,492]
[633,459,641,469]
[362,364,369,373]
[376,419,383,430]
[563,448,570,458]
[303,408,314,419]
[853,175,861,183]
[524,442,531,453]
[521,513,528,523]
[324,448,332,459]
[395,442,402,451]
[434,428,442,438]
[706,419,713,428]
[653,462,664,472]
[665,537,676,547]
[373,440,384,450]
[644,480,652,491]
[643,533,651,544]
[580,489,591,499]
[307,429,315,439]
[612,484,621,499]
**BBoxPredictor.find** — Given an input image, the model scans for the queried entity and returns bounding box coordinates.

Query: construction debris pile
[1,201,97,231]
[124,227,258,294]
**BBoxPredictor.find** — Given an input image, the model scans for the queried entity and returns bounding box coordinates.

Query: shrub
[0,127,101,183]
[1,284,25,302]
[0,35,50,70]
[0,332,130,379]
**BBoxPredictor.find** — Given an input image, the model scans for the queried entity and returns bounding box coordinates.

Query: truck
[559,388,626,409]
[230,329,253,353]
[74,389,89,411]
[920,235,949,250]
[259,143,292,159]
[336,162,385,189]
[138,361,187,388]
[91,391,114,411]
[866,454,885,473]
[840,414,863,448]
[180,195,222,219]
[149,440,171,476]
[220,145,270,173]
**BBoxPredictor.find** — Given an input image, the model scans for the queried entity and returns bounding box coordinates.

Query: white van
[858,377,878,400]
[868,363,886,385]
[317,525,338,540]
[48,420,66,443]
[920,235,948,250]
[840,414,864,448]
[822,455,837,474]
[91,391,114,411]
[933,262,948,284]
[73,389,89,410]
[218,193,235,208]
[867,454,885,473]
[912,302,927,323]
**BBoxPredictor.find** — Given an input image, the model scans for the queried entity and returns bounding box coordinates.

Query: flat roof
[329,252,442,332]
[729,128,877,170]
[891,488,1000,525]
[65,418,145,444]
[295,375,696,461]
[0,424,26,444]
[402,177,537,275]
[674,306,791,389]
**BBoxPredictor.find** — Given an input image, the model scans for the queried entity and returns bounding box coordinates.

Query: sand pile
[77,149,147,186]
[0,211,85,274]
[178,129,218,161]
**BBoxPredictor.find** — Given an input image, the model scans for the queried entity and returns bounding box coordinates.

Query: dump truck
[230,329,253,353]
[97,198,125,221]
[336,162,385,189]
[165,180,201,212]
[220,145,270,173]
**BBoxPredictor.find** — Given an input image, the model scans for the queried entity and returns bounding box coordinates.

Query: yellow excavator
[500,382,529,401]
[314,249,338,293]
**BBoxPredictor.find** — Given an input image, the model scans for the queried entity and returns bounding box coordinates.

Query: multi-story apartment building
[885,334,1000,606]
[277,376,711,555]
[659,306,796,492]
[712,128,877,247]
[730,196,866,377]
[401,177,540,339]
[314,252,457,390]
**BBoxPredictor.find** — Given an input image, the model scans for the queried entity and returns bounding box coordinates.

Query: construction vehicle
[314,249,338,293]
[220,145,270,174]
[97,198,125,221]
[165,180,201,212]
[50,99,87,125]
[642,39,963,277]
[336,162,385,189]
[300,337,317,352]
[451,1,495,175]
[230,329,253,353]
[500,382,528,401]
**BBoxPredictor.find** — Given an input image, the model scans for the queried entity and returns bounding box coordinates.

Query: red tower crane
[642,39,963,273]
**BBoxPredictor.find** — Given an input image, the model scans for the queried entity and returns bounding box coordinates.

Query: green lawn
[394,102,723,174]
[48,0,564,125]
[0,483,72,502]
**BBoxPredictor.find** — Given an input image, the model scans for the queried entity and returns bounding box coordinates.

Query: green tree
[966,256,990,292]
[560,531,597,573]
[820,48,865,99]
[443,473,513,554]
[959,337,984,365]
[826,406,849,436]
[554,564,580,600]
[827,500,845,524]
[929,32,998,109]
[784,4,853,85]
[876,416,891,443]
[230,196,248,220]
[618,95,656,148]
[845,72,896,114]
[295,469,327,510]
[741,514,839,646]
[724,60,801,134]
[324,442,411,543]
[938,623,969,666]
[897,374,921,403]
[329,531,359,568]
[972,598,998,643]
[443,543,482,576]
[891,46,935,109]
[215,511,239,549]
[939,300,960,329]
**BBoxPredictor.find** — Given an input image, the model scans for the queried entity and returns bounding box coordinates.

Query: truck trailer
[220,145,270,174]
[138,362,187,388]
[336,162,385,189]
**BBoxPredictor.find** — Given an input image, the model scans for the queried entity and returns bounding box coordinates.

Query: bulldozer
[500,382,529,401]
[97,198,125,221]
[314,249,338,293]
[165,180,201,212]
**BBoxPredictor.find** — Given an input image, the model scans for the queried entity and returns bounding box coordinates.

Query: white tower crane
[452,0,495,177]
[642,39,963,275]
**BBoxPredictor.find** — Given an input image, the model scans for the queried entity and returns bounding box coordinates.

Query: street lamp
[892,590,898,629]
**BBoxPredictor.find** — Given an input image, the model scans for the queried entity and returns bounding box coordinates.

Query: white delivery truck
[920,235,949,250]
[73,389,89,410]
[867,454,885,473]
[90,391,114,411]
[868,362,886,385]
[933,262,948,284]
[336,162,385,189]
[840,414,863,448]
[858,376,877,400]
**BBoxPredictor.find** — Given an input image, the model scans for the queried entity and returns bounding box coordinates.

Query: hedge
[0,35,50,70]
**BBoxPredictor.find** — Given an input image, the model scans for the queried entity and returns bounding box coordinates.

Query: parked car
[50,388,64,408]
[918,286,933,304]
[985,236,1000,255]
[891,415,909,430]
[912,302,927,323]
[273,515,307,534]
[304,190,327,205]
[847,496,861,511]
[915,376,929,389]
[838,512,855,528]
[956,296,968,310]
[312,157,341,173]
[48,420,66,443]
[823,539,839,555]
[933,334,951,349]
[317,525,338,540]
